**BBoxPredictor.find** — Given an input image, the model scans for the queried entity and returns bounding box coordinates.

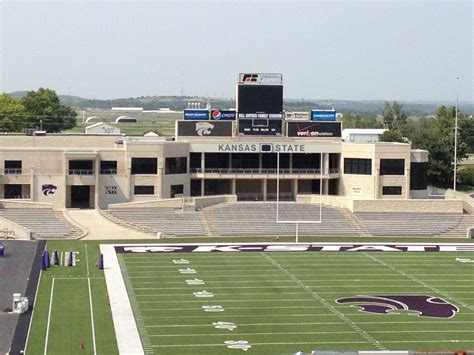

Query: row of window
[343,158,406,176]
[134,184,184,197]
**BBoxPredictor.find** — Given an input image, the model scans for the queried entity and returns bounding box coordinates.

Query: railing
[329,168,340,174]
[191,168,325,175]
[100,169,118,175]
[4,168,23,175]
[68,169,94,176]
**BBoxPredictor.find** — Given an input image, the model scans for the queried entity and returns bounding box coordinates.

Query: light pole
[453,76,459,191]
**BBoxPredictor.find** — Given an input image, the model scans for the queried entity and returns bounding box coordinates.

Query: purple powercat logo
[42,184,57,196]
[336,295,459,318]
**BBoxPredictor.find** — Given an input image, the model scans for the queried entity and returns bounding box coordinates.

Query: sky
[1,1,472,101]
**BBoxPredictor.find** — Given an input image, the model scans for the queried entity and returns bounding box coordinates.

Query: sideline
[87,278,97,355]
[100,244,144,355]
[43,278,55,355]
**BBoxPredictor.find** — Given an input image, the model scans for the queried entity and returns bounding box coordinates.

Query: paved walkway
[66,209,154,240]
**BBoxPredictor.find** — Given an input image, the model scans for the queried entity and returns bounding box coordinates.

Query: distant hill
[7,91,474,116]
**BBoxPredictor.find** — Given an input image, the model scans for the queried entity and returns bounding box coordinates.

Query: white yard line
[262,253,386,351]
[85,244,90,277]
[87,278,97,355]
[150,339,474,348]
[43,277,55,355]
[149,329,474,337]
[24,269,42,355]
[100,244,145,355]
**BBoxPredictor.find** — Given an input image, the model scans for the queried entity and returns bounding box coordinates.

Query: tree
[458,167,474,187]
[381,101,407,130]
[0,94,26,132]
[379,129,406,143]
[20,88,77,132]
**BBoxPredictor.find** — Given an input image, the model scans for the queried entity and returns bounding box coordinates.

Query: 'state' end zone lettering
[115,243,474,254]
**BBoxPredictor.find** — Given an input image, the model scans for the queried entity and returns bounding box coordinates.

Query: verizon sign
[287,121,342,138]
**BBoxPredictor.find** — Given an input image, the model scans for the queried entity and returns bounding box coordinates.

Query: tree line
[0,88,77,133]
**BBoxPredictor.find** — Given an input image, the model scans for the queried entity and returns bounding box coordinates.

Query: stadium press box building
[0,73,429,209]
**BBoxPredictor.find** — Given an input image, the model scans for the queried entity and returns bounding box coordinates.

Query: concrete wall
[445,189,474,214]
[352,199,463,213]
[194,195,238,210]
[109,198,183,209]
[0,216,32,239]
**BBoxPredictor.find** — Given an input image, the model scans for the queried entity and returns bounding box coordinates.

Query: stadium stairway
[433,212,474,238]
[66,209,154,240]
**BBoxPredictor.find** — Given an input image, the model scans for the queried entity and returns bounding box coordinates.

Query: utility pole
[453,76,459,191]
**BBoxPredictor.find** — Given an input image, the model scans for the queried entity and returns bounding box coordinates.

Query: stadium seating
[355,212,462,237]
[0,208,85,239]
[203,202,361,237]
[104,202,469,238]
[106,207,206,237]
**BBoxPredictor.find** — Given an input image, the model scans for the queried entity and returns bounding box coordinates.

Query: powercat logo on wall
[115,243,474,254]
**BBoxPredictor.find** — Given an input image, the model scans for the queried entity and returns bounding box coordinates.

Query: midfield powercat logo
[336,295,459,318]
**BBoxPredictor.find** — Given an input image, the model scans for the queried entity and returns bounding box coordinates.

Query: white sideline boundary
[43,278,55,355]
[100,244,144,355]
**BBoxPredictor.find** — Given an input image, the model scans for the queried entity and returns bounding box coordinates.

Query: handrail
[68,169,94,176]
[190,168,326,175]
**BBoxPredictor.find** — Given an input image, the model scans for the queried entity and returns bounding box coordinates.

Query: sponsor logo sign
[177,121,233,137]
[239,73,282,85]
[287,121,342,138]
[336,295,459,319]
[311,110,336,121]
[238,119,282,136]
[238,113,283,119]
[183,109,210,120]
[116,243,474,253]
[285,111,310,120]
[211,110,236,120]
[42,184,57,196]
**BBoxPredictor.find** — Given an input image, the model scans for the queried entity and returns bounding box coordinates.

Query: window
[380,159,405,175]
[344,158,372,175]
[4,184,22,198]
[4,160,22,174]
[165,157,187,174]
[410,162,428,190]
[170,184,184,198]
[69,160,93,175]
[100,160,117,174]
[382,186,402,195]
[131,158,157,175]
[190,153,201,170]
[134,185,155,195]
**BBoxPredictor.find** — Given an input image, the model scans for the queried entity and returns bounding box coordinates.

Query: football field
[116,245,474,354]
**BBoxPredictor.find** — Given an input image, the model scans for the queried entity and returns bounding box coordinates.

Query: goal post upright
[276,151,323,243]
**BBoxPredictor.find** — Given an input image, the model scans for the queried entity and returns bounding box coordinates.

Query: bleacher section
[0,208,85,239]
[106,208,206,237]
[104,203,468,238]
[355,212,462,237]
[204,202,361,236]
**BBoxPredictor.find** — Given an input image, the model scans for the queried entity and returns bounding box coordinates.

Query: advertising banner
[285,111,310,120]
[183,109,210,120]
[211,110,237,120]
[238,73,283,85]
[238,119,283,136]
[177,121,233,137]
[287,121,341,138]
[311,110,336,121]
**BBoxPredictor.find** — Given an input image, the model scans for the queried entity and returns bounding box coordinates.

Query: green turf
[26,241,118,355]
[118,251,474,354]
